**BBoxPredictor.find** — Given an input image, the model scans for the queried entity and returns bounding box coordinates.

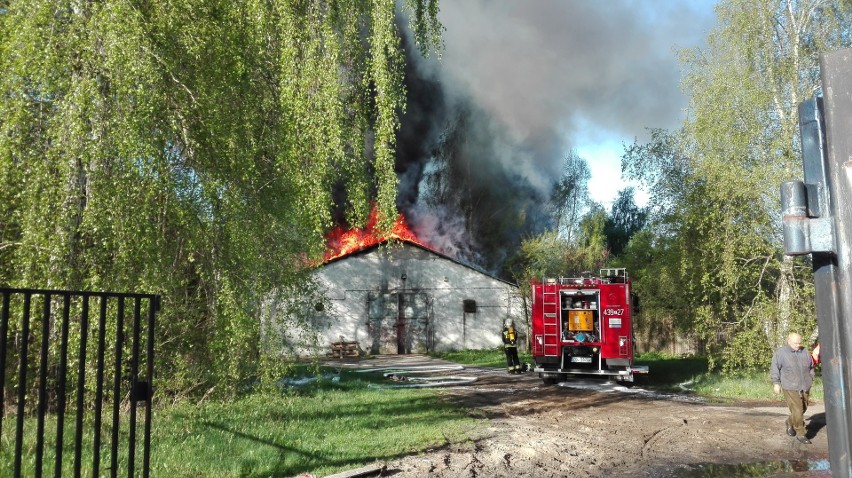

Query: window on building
[463,299,477,313]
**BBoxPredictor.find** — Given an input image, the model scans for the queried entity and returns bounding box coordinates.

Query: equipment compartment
[567,310,594,331]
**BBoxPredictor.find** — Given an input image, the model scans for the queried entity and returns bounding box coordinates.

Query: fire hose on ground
[354,364,478,389]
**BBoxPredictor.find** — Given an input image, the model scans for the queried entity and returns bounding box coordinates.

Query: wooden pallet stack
[328,340,360,359]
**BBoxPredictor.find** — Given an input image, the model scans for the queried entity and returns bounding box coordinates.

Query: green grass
[2,366,478,478]
[691,370,824,402]
[631,351,712,395]
[633,351,709,389]
[2,354,827,476]
[633,352,824,402]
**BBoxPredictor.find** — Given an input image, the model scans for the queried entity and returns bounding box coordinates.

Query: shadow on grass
[633,355,709,393]
[195,376,472,478]
[273,375,467,424]
[201,420,382,477]
[201,419,453,478]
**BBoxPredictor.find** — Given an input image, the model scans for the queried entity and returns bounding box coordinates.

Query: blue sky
[429,0,718,209]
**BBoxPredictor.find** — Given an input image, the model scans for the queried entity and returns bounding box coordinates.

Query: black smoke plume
[395,40,556,275]
[391,2,715,275]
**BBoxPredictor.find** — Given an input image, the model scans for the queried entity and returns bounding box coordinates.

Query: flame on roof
[323,206,433,262]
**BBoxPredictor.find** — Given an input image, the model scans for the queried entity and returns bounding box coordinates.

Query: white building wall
[311,242,526,354]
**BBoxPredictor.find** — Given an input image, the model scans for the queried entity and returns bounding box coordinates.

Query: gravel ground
[331,355,831,478]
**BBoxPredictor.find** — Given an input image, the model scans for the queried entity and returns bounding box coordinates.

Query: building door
[368,292,430,354]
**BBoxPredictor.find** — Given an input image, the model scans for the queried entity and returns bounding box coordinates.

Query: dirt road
[340,355,830,477]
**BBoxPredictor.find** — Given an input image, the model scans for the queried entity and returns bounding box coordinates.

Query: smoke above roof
[395,1,714,274]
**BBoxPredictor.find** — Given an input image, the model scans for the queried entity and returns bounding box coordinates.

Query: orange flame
[323,206,429,262]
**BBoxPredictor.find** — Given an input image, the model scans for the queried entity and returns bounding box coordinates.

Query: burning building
[265,210,526,357]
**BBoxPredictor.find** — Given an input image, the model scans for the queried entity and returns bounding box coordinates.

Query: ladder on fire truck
[541,279,560,356]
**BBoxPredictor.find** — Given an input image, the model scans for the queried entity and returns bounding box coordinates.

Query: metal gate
[0,288,159,478]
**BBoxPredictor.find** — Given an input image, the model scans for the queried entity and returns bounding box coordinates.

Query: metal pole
[783,47,852,478]
[814,49,852,478]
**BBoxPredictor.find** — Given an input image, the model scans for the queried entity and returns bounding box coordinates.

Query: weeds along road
[336,354,830,478]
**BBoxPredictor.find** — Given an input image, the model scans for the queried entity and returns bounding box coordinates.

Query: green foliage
[501,150,612,288]
[509,231,570,281]
[549,151,591,242]
[604,187,647,257]
[0,0,442,398]
[635,351,683,361]
[504,228,610,288]
[621,0,849,370]
[576,204,609,271]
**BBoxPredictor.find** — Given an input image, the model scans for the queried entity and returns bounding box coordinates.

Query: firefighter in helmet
[502,318,521,373]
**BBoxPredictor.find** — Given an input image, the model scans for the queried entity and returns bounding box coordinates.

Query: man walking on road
[770,332,815,444]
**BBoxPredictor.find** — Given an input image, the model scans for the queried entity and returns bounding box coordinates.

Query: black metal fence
[0,288,159,478]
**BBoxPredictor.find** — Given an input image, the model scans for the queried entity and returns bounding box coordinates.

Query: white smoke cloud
[395,1,716,272]
[421,0,714,177]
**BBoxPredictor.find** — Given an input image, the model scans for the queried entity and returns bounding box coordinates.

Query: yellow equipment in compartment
[567,310,594,331]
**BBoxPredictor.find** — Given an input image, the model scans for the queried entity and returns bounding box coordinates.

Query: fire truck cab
[530,268,648,384]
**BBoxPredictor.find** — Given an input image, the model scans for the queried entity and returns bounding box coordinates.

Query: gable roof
[321,238,517,287]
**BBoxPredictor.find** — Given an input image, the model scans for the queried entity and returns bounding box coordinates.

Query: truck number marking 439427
[604,308,624,316]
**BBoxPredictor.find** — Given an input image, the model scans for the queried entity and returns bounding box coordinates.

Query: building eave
[321,238,517,287]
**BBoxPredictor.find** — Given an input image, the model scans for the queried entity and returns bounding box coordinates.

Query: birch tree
[0,0,441,396]
[550,151,591,242]
[625,0,850,369]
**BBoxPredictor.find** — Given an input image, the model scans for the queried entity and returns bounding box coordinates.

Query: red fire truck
[530,268,648,384]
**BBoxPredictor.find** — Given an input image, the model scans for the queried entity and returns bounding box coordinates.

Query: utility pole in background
[781,48,852,478]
